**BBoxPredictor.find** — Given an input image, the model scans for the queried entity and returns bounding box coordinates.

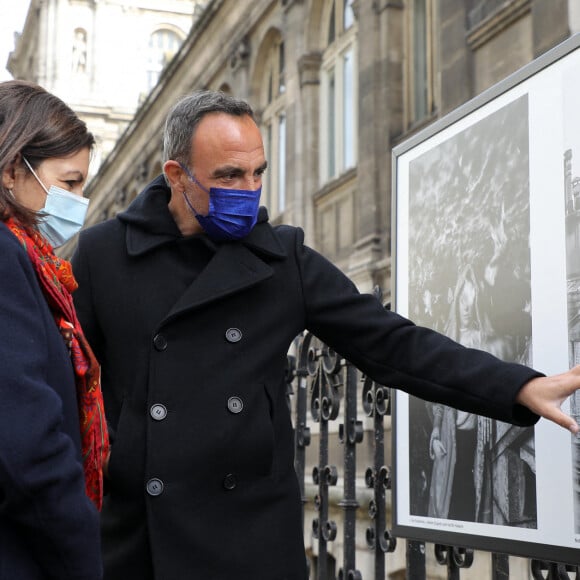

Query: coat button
[153,333,167,351]
[227,396,244,414]
[150,404,167,421]
[146,478,164,496]
[223,473,237,490]
[225,328,242,343]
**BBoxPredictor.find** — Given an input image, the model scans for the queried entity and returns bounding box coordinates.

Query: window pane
[278,115,286,212]
[328,71,336,179]
[343,0,354,30]
[278,42,286,94]
[328,0,336,44]
[147,30,180,90]
[343,49,354,169]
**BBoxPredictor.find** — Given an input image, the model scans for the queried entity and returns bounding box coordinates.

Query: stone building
[10,0,580,577]
[7,0,205,173]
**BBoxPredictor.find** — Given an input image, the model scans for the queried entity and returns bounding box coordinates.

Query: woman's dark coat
[71,176,540,580]
[0,223,101,580]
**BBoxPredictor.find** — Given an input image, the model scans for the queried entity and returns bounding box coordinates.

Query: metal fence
[289,326,580,579]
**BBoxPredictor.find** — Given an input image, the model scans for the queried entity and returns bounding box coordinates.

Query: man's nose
[245,175,261,190]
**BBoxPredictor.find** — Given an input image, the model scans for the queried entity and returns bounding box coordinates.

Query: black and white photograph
[392,34,580,565]
[406,95,538,529]
[563,67,580,535]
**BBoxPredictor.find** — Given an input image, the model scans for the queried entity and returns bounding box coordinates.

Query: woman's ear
[1,157,17,190]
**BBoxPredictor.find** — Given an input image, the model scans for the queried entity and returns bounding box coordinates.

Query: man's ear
[163,160,185,190]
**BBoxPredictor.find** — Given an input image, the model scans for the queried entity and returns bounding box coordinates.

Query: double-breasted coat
[72,176,540,580]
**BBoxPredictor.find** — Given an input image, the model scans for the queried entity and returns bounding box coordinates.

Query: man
[72,90,580,580]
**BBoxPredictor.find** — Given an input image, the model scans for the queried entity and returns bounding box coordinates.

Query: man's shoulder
[81,216,124,238]
[77,216,125,252]
[271,222,303,244]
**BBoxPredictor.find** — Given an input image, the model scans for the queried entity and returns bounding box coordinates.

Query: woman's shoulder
[0,221,30,262]
[0,222,43,300]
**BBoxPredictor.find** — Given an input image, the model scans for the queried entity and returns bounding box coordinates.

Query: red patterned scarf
[6,217,109,510]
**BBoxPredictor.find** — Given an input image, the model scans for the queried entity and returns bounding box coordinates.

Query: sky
[0,2,31,81]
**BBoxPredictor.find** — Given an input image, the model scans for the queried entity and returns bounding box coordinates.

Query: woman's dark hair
[0,80,95,227]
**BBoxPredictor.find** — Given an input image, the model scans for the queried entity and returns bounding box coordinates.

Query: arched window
[320,0,357,185]
[147,29,182,90]
[259,37,287,218]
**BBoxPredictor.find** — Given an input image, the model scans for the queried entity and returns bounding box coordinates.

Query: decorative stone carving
[230,36,250,70]
[372,0,403,14]
[298,52,322,88]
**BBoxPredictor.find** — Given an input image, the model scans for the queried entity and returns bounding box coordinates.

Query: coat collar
[118,176,288,320]
[119,175,287,260]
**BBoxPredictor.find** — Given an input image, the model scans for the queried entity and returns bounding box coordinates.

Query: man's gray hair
[163,90,255,165]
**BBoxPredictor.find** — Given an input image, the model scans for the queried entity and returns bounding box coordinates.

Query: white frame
[391,33,580,565]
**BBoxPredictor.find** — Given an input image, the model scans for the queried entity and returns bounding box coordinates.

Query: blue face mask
[23,157,89,248]
[180,163,261,242]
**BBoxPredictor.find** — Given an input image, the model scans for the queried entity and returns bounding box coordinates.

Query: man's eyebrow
[211,162,268,178]
[212,165,244,178]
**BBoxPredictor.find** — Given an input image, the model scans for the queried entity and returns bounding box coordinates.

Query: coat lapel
[119,181,287,323]
[161,242,275,324]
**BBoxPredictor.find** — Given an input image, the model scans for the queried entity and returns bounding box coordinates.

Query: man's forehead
[194,112,256,136]
[191,114,265,167]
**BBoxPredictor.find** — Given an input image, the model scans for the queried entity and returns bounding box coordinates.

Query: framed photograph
[391,33,580,565]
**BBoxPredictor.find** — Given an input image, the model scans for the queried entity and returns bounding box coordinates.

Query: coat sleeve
[0,236,102,579]
[288,227,541,426]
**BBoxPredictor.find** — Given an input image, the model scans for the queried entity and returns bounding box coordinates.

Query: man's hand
[516,367,580,434]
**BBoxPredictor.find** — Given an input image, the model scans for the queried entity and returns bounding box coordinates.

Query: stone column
[297,51,322,245]
[281,0,307,232]
[347,0,403,294]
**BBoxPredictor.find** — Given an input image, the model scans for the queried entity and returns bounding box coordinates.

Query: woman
[427,265,490,522]
[0,80,108,579]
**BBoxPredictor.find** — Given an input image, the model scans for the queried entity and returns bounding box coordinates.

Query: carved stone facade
[74,0,576,291]
[8,0,203,173]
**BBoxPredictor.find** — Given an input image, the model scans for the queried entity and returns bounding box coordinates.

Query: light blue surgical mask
[179,163,261,242]
[23,157,89,248]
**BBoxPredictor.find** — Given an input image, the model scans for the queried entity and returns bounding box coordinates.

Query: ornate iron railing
[290,316,580,579]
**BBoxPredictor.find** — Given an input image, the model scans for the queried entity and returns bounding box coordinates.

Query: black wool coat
[72,176,540,580]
